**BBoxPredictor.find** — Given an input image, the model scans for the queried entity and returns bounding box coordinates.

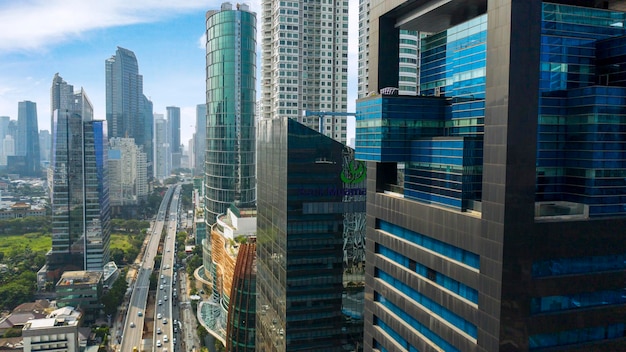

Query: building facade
[204,2,256,223]
[154,114,170,179]
[357,0,422,98]
[47,75,110,280]
[14,101,40,176]
[256,117,365,351]
[194,103,207,176]
[22,307,82,352]
[260,0,349,143]
[55,271,103,321]
[106,47,153,176]
[108,137,148,206]
[167,106,181,170]
[359,1,626,351]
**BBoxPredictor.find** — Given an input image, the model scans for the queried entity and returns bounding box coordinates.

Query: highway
[119,185,178,352]
[153,185,181,352]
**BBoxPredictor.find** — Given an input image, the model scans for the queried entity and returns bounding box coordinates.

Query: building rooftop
[57,271,102,286]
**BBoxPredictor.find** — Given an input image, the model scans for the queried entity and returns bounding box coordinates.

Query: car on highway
[158,300,162,305]
[157,327,161,334]
[156,340,162,347]
[163,318,168,324]
[130,322,135,328]
[137,311,143,316]
[160,284,164,290]
[157,313,162,319]
[164,296,168,301]
[164,335,169,342]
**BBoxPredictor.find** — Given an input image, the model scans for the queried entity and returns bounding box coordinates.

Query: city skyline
[0,0,359,146]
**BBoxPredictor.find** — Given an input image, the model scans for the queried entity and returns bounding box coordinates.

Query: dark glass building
[256,117,365,352]
[359,1,626,351]
[204,3,256,223]
[47,75,110,281]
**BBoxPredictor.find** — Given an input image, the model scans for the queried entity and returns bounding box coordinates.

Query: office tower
[167,106,181,170]
[108,137,148,206]
[47,75,110,280]
[142,95,154,179]
[256,117,366,351]
[106,47,152,174]
[260,0,349,143]
[154,114,170,179]
[357,0,421,98]
[194,104,207,176]
[205,2,256,223]
[358,1,626,351]
[0,116,9,166]
[14,101,41,176]
[39,129,51,165]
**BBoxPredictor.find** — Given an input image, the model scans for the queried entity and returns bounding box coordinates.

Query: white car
[156,340,162,347]
[157,327,161,334]
[130,322,135,328]
[158,300,162,305]
[163,318,168,324]
[163,335,169,342]
[137,311,143,316]
[157,313,162,319]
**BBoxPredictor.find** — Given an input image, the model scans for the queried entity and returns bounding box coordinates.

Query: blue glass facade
[361,2,626,351]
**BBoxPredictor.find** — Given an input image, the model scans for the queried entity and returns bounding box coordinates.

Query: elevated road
[120,186,177,352]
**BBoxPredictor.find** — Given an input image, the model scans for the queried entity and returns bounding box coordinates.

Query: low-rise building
[22,306,82,352]
[55,271,102,321]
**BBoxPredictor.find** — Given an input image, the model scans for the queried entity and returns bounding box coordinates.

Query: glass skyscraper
[256,117,366,352]
[105,47,153,176]
[204,2,256,224]
[359,1,626,351]
[14,100,40,176]
[47,74,110,280]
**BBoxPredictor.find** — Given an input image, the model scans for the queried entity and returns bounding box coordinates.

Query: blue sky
[0,0,358,145]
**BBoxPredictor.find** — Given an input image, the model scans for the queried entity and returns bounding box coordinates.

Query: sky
[0,0,359,147]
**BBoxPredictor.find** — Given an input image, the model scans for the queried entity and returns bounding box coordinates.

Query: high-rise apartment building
[256,117,366,351]
[205,2,256,223]
[108,137,148,206]
[46,75,110,280]
[194,103,207,176]
[106,47,153,176]
[260,0,349,143]
[359,1,626,351]
[167,106,181,170]
[13,101,41,176]
[154,114,170,179]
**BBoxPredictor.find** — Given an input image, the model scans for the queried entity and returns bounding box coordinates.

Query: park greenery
[101,269,128,316]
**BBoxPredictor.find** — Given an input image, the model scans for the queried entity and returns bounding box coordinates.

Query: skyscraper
[167,106,181,170]
[260,0,349,143]
[0,116,10,166]
[194,103,207,176]
[359,1,626,351]
[14,101,40,176]
[39,129,51,165]
[205,2,256,223]
[256,117,365,351]
[154,114,170,179]
[106,47,152,175]
[46,74,110,280]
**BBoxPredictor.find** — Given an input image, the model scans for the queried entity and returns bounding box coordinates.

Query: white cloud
[0,0,218,52]
[198,33,207,50]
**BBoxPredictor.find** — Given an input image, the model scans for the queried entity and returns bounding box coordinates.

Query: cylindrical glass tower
[205,3,256,224]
